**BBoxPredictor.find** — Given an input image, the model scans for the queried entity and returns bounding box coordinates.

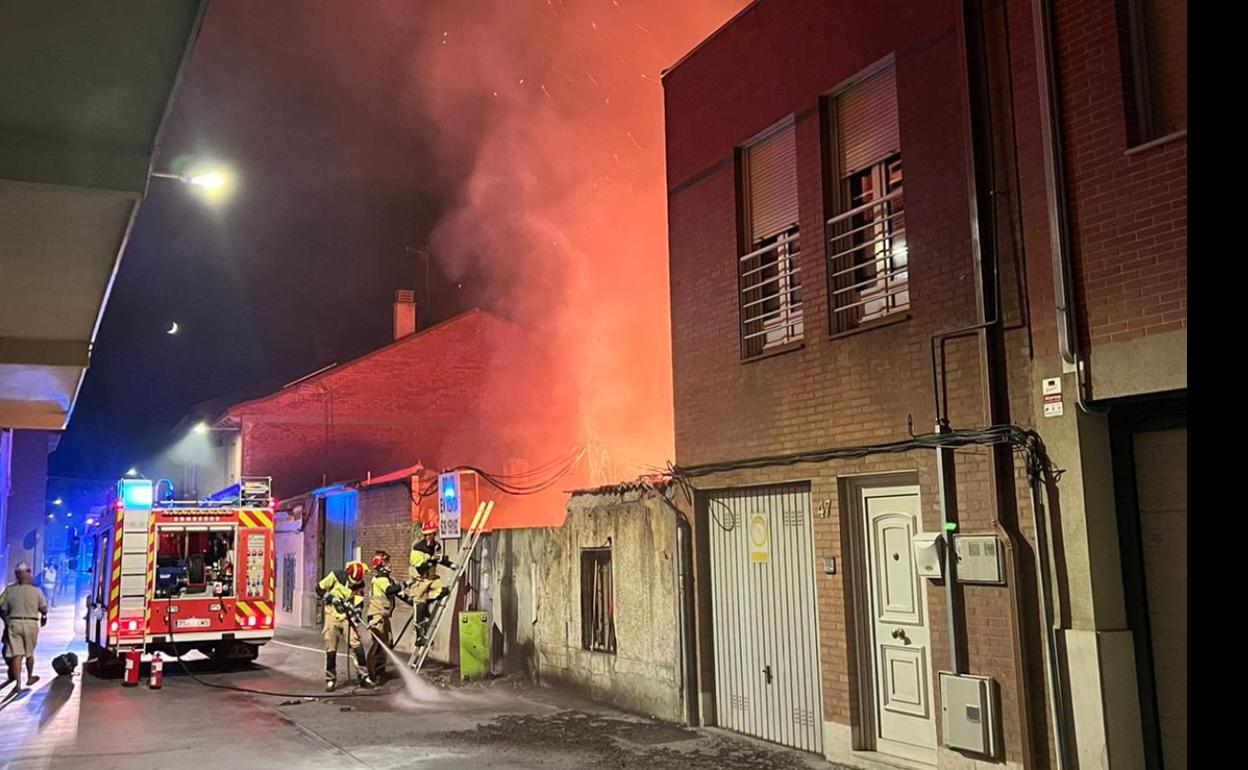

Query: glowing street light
[193,421,210,435]
[52,498,63,506]
[126,467,140,477]
[188,173,225,189]
[150,163,236,203]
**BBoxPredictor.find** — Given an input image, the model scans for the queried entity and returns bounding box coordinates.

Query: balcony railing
[740,228,803,358]
[826,188,908,332]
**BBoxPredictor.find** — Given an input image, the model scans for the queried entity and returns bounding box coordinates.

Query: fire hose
[160,593,391,699]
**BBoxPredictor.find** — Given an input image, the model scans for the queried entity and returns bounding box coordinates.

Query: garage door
[708,483,823,754]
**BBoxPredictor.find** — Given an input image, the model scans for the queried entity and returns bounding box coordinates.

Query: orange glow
[402,1,748,481]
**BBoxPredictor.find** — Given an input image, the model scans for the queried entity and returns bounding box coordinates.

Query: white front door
[862,484,937,761]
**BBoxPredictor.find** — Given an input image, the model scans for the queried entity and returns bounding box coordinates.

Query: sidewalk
[0,590,88,768]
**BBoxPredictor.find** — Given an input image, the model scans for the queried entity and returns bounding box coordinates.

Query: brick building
[662,1,1183,769]
[213,296,580,513]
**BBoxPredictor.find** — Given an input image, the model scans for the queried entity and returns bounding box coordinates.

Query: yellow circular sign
[749,514,768,547]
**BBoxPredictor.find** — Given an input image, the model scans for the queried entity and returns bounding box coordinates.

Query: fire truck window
[154,529,236,599]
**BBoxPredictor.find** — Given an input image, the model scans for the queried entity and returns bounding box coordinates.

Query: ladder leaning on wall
[405,499,495,674]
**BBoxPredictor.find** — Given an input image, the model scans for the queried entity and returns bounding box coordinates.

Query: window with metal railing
[739,118,803,358]
[580,548,616,654]
[740,227,803,358]
[827,156,907,331]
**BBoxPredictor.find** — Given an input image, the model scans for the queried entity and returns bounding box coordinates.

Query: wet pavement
[2,593,838,770]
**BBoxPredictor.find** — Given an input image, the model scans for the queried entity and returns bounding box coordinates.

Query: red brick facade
[222,309,580,528]
[664,0,1183,766]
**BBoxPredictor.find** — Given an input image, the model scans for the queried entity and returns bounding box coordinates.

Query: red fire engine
[86,476,277,666]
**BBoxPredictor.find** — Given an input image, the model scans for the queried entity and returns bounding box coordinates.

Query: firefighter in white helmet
[315,560,373,691]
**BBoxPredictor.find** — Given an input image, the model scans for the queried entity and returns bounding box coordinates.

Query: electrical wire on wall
[409,445,591,507]
[666,424,1062,512]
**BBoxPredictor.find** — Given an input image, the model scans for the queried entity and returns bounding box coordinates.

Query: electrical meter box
[939,672,999,757]
[954,535,1004,584]
[911,533,944,579]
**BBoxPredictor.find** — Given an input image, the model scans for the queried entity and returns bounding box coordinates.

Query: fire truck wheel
[210,641,260,668]
[87,643,122,678]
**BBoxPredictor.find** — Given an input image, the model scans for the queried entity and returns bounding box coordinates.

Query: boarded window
[580,548,616,654]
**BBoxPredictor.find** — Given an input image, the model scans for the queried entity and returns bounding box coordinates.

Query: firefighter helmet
[371,551,390,570]
[345,560,367,586]
[421,523,438,535]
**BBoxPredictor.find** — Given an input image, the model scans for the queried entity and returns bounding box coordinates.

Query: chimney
[393,289,416,339]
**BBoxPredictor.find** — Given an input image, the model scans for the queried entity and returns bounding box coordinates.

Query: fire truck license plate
[176,618,210,629]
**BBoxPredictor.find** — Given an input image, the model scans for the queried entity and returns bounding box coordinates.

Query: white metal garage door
[708,483,823,754]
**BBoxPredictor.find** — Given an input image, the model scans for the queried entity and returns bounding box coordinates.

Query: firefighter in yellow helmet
[364,551,403,681]
[315,560,374,691]
[407,524,454,644]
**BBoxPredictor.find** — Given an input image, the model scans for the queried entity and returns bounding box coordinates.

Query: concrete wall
[495,488,686,723]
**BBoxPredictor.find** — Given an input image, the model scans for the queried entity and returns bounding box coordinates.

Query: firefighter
[364,551,402,680]
[410,524,455,574]
[406,525,453,640]
[315,560,373,691]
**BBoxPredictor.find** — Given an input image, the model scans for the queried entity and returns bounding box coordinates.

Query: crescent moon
[167,322,179,334]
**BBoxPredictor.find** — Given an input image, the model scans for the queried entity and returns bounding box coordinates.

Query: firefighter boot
[324,651,337,692]
[354,648,376,688]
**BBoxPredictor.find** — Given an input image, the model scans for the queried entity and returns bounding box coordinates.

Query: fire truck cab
[86,476,277,666]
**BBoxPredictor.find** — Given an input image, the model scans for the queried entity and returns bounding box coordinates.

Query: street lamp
[52,498,63,506]
[193,421,210,435]
[150,163,236,203]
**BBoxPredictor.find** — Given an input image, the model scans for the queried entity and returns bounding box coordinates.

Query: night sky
[51,3,468,484]
[50,0,744,499]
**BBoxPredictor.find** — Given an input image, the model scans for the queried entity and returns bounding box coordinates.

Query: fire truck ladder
[406,499,495,674]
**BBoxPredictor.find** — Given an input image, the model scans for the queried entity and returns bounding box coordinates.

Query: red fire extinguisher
[148,653,164,689]
[122,649,141,687]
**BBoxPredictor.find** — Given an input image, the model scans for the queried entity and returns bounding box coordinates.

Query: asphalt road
[2,593,833,770]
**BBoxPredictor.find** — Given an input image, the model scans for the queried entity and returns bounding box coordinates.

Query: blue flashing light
[119,479,154,510]
[439,473,460,516]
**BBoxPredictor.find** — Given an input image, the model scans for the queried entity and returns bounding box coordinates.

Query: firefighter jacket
[316,570,363,623]
[410,538,454,573]
[368,572,402,619]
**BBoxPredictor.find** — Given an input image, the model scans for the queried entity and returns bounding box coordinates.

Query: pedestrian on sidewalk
[0,562,48,689]
[43,561,57,608]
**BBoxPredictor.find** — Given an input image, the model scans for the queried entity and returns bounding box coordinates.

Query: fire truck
[86,476,277,666]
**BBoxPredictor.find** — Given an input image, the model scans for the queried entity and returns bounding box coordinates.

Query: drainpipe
[935,433,963,674]
[955,1,1046,766]
[675,515,698,725]
[1032,0,1101,414]
[1027,464,1071,770]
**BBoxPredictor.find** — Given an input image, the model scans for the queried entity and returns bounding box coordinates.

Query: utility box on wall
[939,672,999,757]
[459,611,489,681]
[953,534,1004,584]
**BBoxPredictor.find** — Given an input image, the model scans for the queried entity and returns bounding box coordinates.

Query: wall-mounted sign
[749,513,770,564]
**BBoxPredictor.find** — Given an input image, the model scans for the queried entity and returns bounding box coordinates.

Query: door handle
[762,664,773,684]
[891,627,910,644]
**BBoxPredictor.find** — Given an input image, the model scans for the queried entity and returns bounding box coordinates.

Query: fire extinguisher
[149,653,164,689]
[122,649,141,687]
